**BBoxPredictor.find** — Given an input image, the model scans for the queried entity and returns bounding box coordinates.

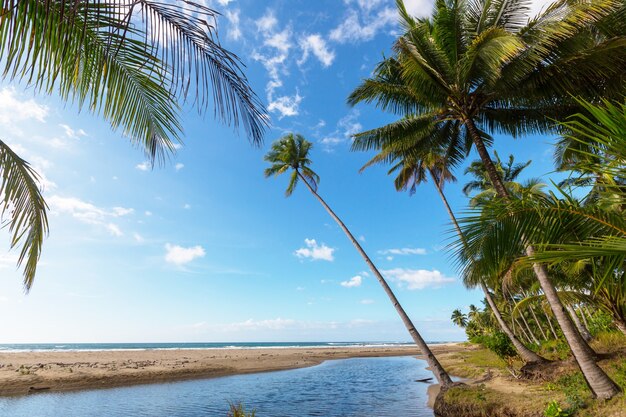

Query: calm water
[0,356,436,417]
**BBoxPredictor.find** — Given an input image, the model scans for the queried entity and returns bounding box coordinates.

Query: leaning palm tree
[349,0,623,398]
[362,145,546,363]
[264,133,453,388]
[0,0,268,290]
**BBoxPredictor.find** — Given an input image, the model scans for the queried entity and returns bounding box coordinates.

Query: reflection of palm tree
[0,1,267,290]
[264,133,453,388]
[349,0,621,398]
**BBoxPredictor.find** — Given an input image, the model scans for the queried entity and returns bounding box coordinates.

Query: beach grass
[435,334,626,416]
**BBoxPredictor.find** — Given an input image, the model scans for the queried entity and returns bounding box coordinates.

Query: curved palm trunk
[465,118,621,399]
[578,306,590,333]
[510,294,541,345]
[429,170,545,363]
[528,303,549,341]
[297,171,453,387]
[615,319,626,336]
[546,312,559,340]
[566,304,592,342]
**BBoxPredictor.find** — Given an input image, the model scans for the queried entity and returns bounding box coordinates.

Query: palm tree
[0,0,268,290]
[348,0,623,398]
[451,309,468,328]
[362,145,546,363]
[264,133,453,388]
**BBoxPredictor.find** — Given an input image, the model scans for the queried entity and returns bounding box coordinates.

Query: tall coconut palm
[349,0,623,398]
[264,133,453,388]
[362,145,546,363]
[451,309,468,327]
[0,0,268,290]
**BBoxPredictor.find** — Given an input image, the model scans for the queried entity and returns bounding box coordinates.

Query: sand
[0,343,464,397]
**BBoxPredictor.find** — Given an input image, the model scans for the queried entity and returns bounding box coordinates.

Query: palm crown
[264,134,320,196]
[349,0,626,164]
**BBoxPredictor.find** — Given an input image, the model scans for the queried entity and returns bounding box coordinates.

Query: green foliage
[544,401,571,417]
[478,332,518,361]
[556,373,588,413]
[610,360,626,388]
[539,339,571,361]
[264,134,320,197]
[587,311,616,336]
[227,403,256,417]
[0,0,268,290]
[0,140,48,290]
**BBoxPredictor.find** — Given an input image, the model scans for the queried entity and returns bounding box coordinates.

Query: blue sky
[0,0,558,343]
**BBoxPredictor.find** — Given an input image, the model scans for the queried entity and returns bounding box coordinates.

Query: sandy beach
[0,343,464,396]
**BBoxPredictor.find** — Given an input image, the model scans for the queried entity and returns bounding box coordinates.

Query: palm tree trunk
[481,284,545,362]
[546,312,559,340]
[511,295,541,345]
[614,318,626,336]
[529,304,549,341]
[297,171,453,387]
[429,170,545,363]
[515,318,532,345]
[577,306,590,333]
[566,304,593,342]
[465,118,621,399]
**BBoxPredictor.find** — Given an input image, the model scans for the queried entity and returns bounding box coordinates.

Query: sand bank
[0,343,464,396]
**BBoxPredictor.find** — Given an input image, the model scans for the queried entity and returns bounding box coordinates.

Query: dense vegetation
[265,0,626,411]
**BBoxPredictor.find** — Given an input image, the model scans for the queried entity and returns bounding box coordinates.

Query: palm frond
[0,140,48,291]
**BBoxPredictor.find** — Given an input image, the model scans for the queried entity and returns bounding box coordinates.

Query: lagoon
[0,356,435,417]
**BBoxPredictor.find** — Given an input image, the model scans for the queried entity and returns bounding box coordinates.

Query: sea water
[0,356,436,416]
[0,342,425,352]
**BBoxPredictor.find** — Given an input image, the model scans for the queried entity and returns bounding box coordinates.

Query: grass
[437,332,626,417]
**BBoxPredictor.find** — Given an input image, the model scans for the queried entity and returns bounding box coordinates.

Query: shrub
[544,400,571,417]
[482,332,518,361]
[228,403,256,417]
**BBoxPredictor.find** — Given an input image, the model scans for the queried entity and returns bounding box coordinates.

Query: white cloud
[340,275,363,288]
[379,247,427,256]
[225,9,241,41]
[265,29,292,53]
[112,207,134,216]
[298,34,335,67]
[329,6,397,44]
[106,223,123,237]
[59,124,87,139]
[319,110,362,151]
[133,233,145,243]
[144,211,153,216]
[175,163,184,171]
[48,195,133,237]
[183,203,191,209]
[0,88,48,131]
[136,161,150,171]
[252,13,302,120]
[403,0,436,19]
[294,238,334,261]
[267,93,303,118]
[217,0,234,6]
[0,253,19,269]
[360,299,375,304]
[164,243,206,266]
[256,11,278,32]
[383,268,455,290]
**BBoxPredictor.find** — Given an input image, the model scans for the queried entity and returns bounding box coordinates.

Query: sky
[0,0,559,343]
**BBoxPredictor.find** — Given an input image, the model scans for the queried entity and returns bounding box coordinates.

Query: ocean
[0,356,437,416]
[0,341,432,352]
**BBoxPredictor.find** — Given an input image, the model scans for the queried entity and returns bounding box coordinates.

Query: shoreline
[0,343,465,397]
